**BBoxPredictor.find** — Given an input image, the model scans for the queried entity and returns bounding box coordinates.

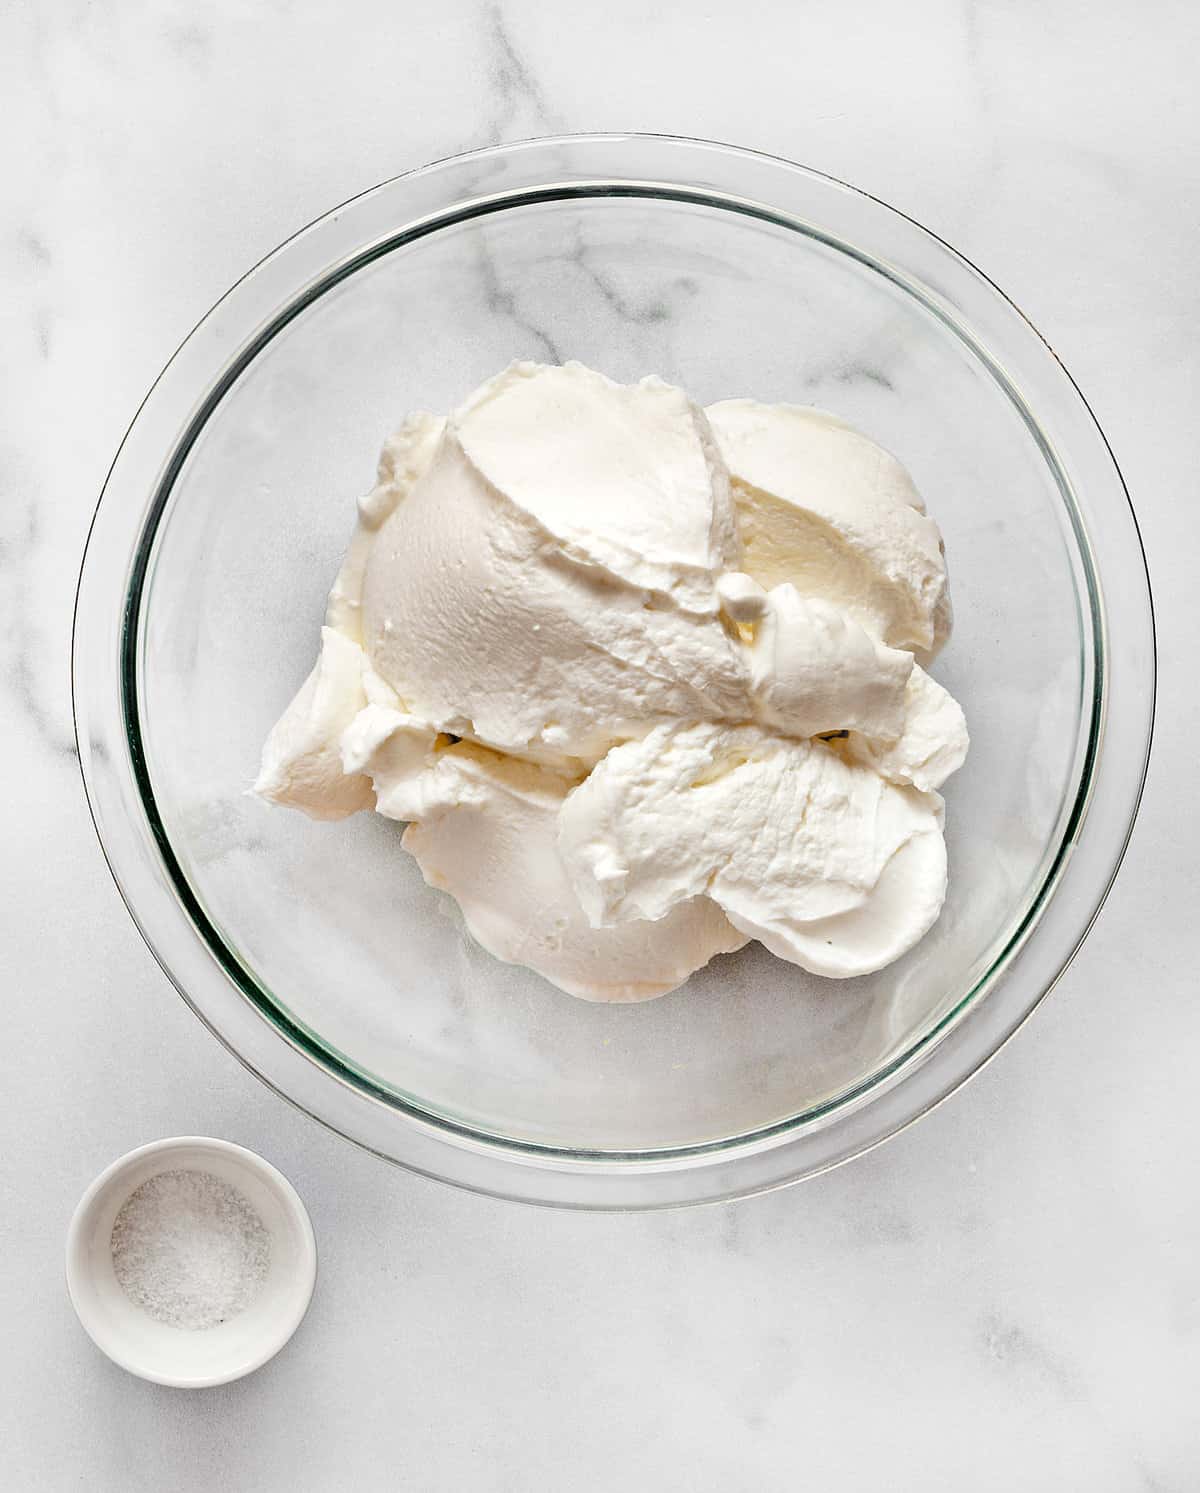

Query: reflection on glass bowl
[73,136,1153,1208]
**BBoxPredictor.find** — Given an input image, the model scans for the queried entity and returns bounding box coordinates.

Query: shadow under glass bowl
[73,135,1154,1208]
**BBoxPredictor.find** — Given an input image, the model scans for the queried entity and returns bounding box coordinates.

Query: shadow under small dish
[74,135,1153,1208]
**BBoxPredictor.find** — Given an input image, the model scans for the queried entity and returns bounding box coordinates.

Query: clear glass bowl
[74,136,1154,1208]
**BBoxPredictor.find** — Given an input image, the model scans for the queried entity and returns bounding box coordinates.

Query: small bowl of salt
[66,1137,316,1387]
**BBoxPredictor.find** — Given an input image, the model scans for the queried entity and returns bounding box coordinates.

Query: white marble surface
[3,1,1196,1486]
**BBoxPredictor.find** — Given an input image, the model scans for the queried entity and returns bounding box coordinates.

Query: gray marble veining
[2,1,1196,1489]
[476,0,563,147]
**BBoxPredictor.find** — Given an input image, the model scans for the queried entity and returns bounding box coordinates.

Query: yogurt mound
[255,361,968,1001]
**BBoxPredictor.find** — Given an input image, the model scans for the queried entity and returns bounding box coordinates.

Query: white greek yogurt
[255,362,968,999]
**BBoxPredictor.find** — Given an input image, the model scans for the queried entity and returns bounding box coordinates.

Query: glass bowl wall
[74,137,1154,1207]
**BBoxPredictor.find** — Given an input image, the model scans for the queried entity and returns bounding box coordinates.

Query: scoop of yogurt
[255,361,968,998]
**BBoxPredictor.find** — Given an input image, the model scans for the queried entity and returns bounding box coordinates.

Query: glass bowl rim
[72,133,1155,1208]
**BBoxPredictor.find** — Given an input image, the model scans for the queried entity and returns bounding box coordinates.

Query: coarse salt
[110,1169,270,1331]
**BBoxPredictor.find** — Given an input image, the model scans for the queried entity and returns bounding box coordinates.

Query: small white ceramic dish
[66,1136,317,1387]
